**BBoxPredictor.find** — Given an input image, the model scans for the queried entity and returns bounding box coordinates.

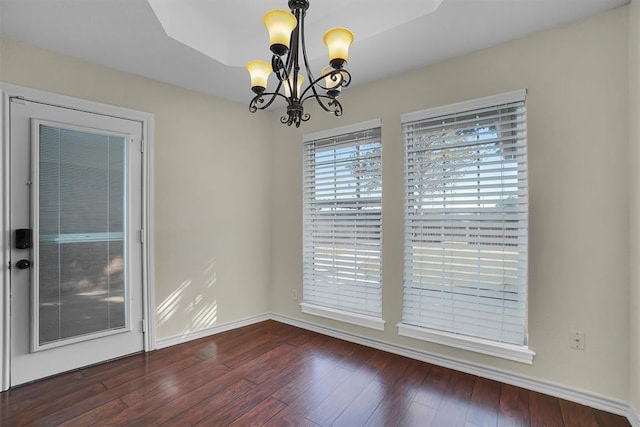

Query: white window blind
[401,90,528,346]
[303,120,383,326]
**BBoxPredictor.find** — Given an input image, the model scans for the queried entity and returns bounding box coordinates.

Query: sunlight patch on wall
[191,300,218,331]
[157,257,220,334]
[158,279,191,326]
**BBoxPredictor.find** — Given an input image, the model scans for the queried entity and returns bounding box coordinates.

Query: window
[301,119,384,331]
[399,90,534,363]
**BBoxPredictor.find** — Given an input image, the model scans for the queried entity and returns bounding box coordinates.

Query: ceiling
[0,0,630,106]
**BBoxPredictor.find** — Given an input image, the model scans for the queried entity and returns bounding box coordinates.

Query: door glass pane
[38,124,127,347]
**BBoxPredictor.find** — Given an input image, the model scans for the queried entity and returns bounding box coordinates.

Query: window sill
[397,323,535,364]
[300,302,385,331]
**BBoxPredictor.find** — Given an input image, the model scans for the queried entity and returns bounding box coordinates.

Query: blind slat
[402,93,528,346]
[304,123,383,319]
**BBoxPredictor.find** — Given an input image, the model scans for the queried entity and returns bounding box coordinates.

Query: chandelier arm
[272,55,288,82]
[300,93,344,117]
[311,95,332,113]
[280,42,294,80]
[301,85,332,114]
[285,3,304,75]
[299,68,347,100]
[300,76,321,99]
[337,69,352,88]
[249,89,290,112]
[299,9,316,87]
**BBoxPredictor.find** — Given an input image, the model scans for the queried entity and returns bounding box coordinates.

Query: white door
[9,98,144,386]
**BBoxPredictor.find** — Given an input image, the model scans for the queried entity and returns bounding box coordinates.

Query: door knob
[15,259,31,270]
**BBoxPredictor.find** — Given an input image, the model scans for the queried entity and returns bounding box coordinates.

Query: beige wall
[630,0,640,414]
[0,3,636,407]
[270,6,631,399]
[0,38,274,340]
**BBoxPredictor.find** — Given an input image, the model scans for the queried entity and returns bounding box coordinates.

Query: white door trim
[0,82,156,392]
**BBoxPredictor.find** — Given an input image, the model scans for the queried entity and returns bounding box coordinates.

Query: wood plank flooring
[0,320,631,426]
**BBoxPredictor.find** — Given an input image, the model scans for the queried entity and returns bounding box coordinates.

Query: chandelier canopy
[246,0,354,128]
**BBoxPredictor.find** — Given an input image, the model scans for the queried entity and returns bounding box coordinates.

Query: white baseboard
[270,313,634,423]
[154,313,271,349]
[153,312,636,425]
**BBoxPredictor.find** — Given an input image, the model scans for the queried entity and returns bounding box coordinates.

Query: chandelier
[246,0,354,128]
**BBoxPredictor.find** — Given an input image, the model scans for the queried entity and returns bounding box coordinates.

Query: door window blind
[303,121,383,320]
[401,91,528,345]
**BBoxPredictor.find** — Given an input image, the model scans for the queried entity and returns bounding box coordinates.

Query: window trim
[301,302,386,331]
[400,90,532,363]
[400,89,527,124]
[303,119,382,143]
[397,323,535,364]
[302,118,384,329]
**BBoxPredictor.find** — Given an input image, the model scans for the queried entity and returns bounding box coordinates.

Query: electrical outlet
[291,290,298,301]
[569,330,585,350]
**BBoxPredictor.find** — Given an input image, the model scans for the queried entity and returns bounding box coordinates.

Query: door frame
[0,83,156,392]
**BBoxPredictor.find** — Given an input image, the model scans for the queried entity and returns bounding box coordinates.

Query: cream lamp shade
[264,9,297,56]
[246,60,272,94]
[323,27,354,69]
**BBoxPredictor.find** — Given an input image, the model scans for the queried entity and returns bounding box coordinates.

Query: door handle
[15,259,31,270]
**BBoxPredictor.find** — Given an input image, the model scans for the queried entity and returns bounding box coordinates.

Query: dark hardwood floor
[0,320,631,426]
